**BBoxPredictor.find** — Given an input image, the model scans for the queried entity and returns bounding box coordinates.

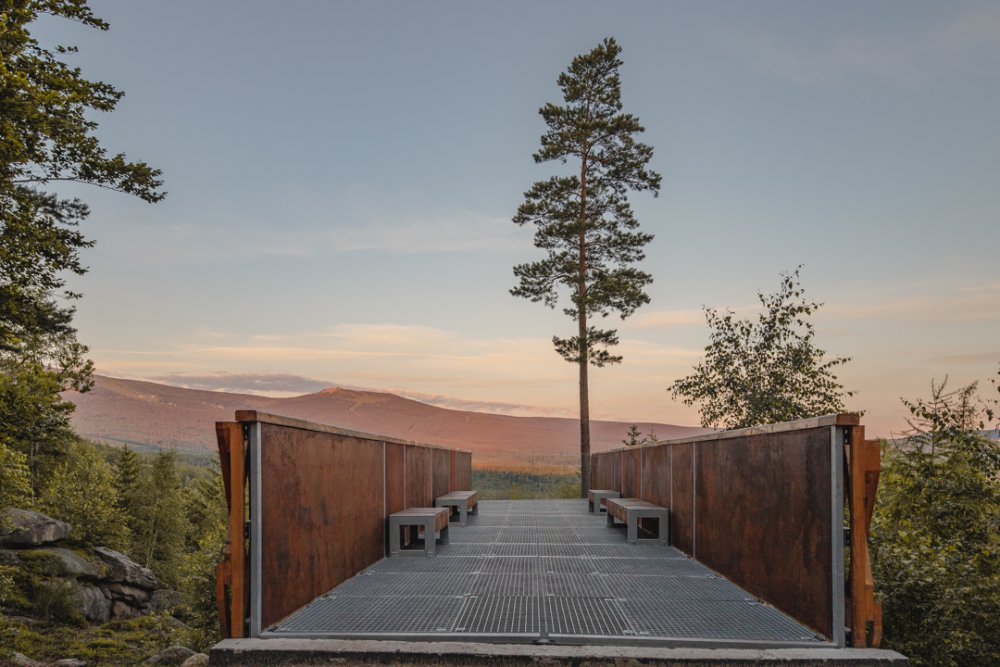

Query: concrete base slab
[211,637,909,666]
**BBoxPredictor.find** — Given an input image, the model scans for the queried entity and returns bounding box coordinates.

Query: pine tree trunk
[579,334,591,497]
[578,147,591,498]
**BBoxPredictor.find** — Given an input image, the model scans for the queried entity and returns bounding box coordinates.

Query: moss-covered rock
[12,548,101,579]
[2,613,202,666]
[0,509,71,547]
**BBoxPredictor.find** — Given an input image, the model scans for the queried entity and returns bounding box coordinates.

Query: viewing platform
[261,499,820,645]
[211,412,907,664]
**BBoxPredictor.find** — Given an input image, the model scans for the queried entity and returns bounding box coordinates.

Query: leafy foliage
[0,438,32,509]
[871,372,1000,667]
[3,438,227,655]
[670,267,852,429]
[511,37,660,492]
[0,0,164,509]
[178,473,227,645]
[126,450,189,589]
[38,439,129,549]
[0,358,76,496]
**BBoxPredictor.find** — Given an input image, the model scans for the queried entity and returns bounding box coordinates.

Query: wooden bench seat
[587,489,621,514]
[435,490,478,526]
[388,507,450,557]
[605,497,669,544]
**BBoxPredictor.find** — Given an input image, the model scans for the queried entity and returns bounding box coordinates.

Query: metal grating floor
[265,499,826,647]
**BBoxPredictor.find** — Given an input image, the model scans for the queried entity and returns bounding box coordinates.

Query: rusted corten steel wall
[670,443,695,553]
[695,427,833,637]
[622,447,641,498]
[591,451,616,489]
[214,411,473,638]
[591,414,873,646]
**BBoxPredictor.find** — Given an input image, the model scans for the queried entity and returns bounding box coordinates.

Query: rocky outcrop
[1,507,168,623]
[146,645,196,665]
[93,546,157,589]
[78,583,112,624]
[0,509,71,547]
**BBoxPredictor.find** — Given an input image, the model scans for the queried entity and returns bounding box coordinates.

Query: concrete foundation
[211,637,909,666]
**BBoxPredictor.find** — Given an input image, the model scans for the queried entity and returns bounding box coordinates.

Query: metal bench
[388,507,450,557]
[434,490,478,526]
[587,488,621,514]
[605,497,669,544]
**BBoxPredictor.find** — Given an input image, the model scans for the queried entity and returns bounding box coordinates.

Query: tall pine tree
[511,38,660,494]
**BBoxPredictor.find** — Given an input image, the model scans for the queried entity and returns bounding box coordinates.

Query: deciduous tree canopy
[0,0,164,492]
[670,267,852,429]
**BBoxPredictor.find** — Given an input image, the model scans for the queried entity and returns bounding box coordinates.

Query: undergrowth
[0,613,200,666]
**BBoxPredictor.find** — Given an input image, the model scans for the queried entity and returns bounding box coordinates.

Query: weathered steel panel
[612,451,622,491]
[259,424,384,629]
[456,451,472,490]
[385,442,406,516]
[695,427,833,639]
[433,448,451,499]
[670,443,694,554]
[641,445,670,508]
[591,453,613,489]
[449,451,457,491]
[622,448,641,497]
[405,445,434,508]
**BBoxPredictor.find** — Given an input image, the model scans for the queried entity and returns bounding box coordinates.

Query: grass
[472,469,581,500]
[0,613,202,666]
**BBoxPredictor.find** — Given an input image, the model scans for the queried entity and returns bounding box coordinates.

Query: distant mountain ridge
[63,375,710,470]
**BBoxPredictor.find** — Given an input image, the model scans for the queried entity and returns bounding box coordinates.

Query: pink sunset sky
[44,1,999,438]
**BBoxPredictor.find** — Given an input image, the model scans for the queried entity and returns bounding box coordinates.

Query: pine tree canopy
[511,37,660,494]
[512,37,660,369]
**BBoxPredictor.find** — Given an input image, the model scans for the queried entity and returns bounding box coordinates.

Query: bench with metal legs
[605,497,669,544]
[388,507,450,557]
[435,490,478,526]
[587,489,621,514]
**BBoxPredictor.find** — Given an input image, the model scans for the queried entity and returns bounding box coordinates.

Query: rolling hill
[63,375,709,470]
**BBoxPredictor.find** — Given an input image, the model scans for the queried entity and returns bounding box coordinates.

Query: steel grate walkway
[264,499,827,647]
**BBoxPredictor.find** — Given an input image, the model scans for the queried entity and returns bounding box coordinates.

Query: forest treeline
[1,426,225,656]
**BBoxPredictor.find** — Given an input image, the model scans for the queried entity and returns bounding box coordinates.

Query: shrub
[871,375,1000,667]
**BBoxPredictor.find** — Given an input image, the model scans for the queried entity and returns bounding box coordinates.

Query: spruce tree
[131,450,187,587]
[113,447,142,511]
[511,38,660,494]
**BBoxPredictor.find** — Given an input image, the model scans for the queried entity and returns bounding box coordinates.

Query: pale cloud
[616,339,704,364]
[151,372,332,395]
[822,284,1000,325]
[96,187,523,265]
[922,352,1000,366]
[722,5,1000,86]
[627,308,706,330]
[390,390,572,418]
[942,5,1000,49]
